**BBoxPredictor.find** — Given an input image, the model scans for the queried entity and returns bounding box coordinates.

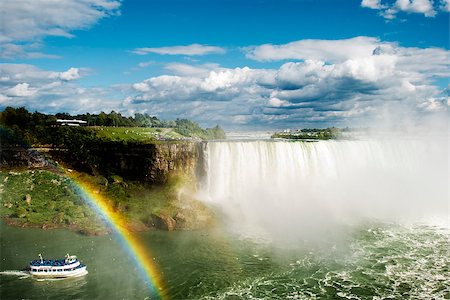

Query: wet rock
[174,212,187,228]
[151,213,176,231]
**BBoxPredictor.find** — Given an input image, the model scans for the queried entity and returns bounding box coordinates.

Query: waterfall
[198,139,448,240]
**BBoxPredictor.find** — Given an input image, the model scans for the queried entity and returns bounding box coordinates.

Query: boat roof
[30,258,78,267]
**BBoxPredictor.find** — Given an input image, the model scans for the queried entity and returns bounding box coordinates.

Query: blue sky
[0,0,449,129]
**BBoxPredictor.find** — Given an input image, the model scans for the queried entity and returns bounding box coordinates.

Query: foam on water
[198,224,450,299]
[0,270,30,279]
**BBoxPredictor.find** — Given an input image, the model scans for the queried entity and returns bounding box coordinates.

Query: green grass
[88,126,186,143]
[80,172,214,230]
[0,170,106,234]
[0,169,214,234]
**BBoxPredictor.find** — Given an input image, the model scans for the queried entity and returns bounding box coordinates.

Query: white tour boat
[28,254,87,278]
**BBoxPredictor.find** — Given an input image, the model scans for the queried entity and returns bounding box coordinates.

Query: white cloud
[0,0,120,59]
[59,68,81,81]
[0,0,120,42]
[1,37,448,129]
[137,61,155,68]
[380,8,399,19]
[417,97,449,112]
[132,44,226,56]
[0,64,85,84]
[132,82,151,92]
[125,39,449,127]
[6,83,36,97]
[361,0,446,18]
[268,97,290,107]
[395,0,436,16]
[0,64,118,114]
[361,0,384,9]
[245,37,383,62]
[164,63,220,77]
[0,43,61,59]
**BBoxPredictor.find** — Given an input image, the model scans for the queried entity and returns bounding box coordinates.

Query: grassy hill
[89,127,186,142]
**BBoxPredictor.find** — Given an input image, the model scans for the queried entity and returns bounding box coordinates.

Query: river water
[1,139,449,299]
[1,221,449,299]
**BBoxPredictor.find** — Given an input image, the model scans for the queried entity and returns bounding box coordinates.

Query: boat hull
[30,266,88,278]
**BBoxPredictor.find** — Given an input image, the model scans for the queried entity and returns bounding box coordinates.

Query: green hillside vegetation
[90,127,185,142]
[0,169,213,234]
[0,170,106,234]
[0,107,226,146]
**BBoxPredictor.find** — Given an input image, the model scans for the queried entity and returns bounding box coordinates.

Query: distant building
[56,119,87,126]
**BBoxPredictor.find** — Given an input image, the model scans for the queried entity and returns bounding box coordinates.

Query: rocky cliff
[1,141,214,233]
[46,141,202,184]
[0,146,50,169]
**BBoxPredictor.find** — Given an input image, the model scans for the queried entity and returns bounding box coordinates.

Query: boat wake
[0,270,30,279]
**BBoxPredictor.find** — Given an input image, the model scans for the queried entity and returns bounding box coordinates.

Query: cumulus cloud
[5,83,36,97]
[129,67,274,103]
[125,39,449,128]
[245,37,384,62]
[59,68,81,81]
[0,0,121,59]
[0,64,121,114]
[395,0,436,16]
[361,0,447,18]
[1,37,448,129]
[132,44,226,56]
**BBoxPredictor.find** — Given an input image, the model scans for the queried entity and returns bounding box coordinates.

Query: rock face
[148,204,215,231]
[0,146,49,169]
[50,141,201,184]
[146,143,199,184]
[150,213,177,231]
[94,142,199,184]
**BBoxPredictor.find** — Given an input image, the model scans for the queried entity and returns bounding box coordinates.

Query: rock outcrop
[0,146,49,169]
[48,141,201,184]
[150,213,177,231]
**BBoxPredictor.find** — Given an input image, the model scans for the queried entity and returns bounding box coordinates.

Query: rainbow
[67,174,166,299]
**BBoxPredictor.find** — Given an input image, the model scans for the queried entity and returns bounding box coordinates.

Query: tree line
[0,107,193,128]
[0,107,226,146]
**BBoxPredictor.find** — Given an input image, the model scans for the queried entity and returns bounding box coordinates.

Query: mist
[197,135,448,244]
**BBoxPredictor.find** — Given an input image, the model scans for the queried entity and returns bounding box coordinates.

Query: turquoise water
[1,221,449,300]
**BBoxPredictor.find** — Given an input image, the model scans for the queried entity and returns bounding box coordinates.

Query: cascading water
[198,139,448,241]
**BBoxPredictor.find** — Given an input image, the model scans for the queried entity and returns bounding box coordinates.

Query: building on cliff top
[56,119,87,126]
